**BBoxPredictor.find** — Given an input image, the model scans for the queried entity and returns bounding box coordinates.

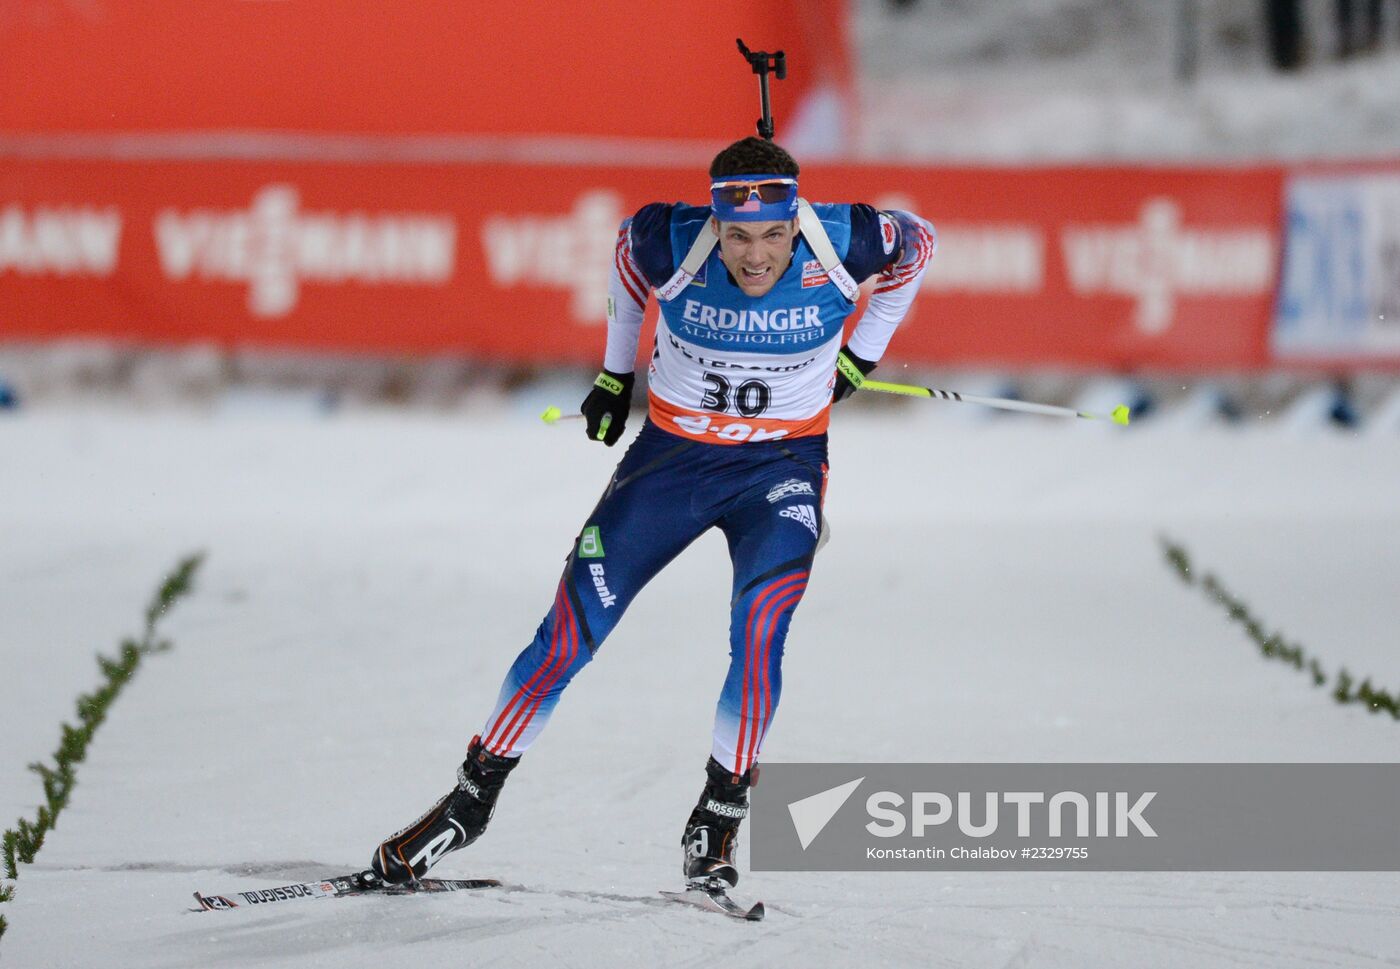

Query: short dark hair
[709,137,800,179]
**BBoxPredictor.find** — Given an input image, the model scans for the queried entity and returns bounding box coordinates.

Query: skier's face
[717,219,797,297]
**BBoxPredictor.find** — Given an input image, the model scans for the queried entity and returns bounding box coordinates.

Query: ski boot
[371,737,520,884]
[681,757,754,889]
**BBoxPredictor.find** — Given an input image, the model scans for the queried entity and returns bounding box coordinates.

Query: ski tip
[660,887,765,921]
[450,878,502,890]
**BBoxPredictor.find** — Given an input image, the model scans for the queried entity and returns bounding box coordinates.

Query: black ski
[660,879,765,921]
[191,869,499,911]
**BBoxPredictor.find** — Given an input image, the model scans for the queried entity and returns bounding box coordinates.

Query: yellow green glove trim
[836,352,866,389]
[594,372,626,396]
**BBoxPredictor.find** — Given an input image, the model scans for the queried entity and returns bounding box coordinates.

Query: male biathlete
[370,136,935,892]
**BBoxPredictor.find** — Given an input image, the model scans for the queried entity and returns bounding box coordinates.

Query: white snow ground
[2,408,1399,968]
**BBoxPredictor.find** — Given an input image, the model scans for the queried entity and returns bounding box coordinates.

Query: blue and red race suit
[478,200,935,774]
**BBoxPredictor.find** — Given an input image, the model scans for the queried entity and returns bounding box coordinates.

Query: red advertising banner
[0,0,851,144]
[0,158,1284,370]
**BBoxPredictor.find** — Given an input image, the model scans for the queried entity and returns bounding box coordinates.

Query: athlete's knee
[736,568,810,622]
[729,568,810,661]
[513,581,596,680]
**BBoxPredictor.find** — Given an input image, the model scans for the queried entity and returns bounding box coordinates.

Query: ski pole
[859,378,1131,425]
[540,406,613,440]
[543,383,1131,430]
[540,406,579,424]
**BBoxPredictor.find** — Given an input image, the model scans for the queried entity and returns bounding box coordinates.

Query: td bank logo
[578,526,605,558]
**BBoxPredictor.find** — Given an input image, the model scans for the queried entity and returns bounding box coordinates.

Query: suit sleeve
[603,203,673,374]
[845,208,937,363]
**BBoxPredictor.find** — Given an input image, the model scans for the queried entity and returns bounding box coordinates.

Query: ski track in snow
[2,411,1399,968]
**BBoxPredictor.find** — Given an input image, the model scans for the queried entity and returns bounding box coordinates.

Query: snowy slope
[2,410,1399,968]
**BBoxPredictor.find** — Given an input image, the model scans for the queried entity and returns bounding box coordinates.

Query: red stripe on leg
[483,583,566,754]
[736,573,807,774]
[502,588,579,753]
[743,579,807,773]
[748,585,806,770]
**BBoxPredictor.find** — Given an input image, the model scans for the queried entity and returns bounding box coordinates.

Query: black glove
[580,369,635,446]
[832,346,877,403]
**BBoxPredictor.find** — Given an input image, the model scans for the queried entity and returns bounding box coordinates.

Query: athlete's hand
[580,369,635,446]
[832,346,877,404]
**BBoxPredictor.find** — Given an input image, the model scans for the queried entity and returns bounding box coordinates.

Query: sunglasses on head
[710,178,797,206]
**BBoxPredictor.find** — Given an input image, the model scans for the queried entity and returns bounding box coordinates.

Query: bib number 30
[700,372,771,418]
